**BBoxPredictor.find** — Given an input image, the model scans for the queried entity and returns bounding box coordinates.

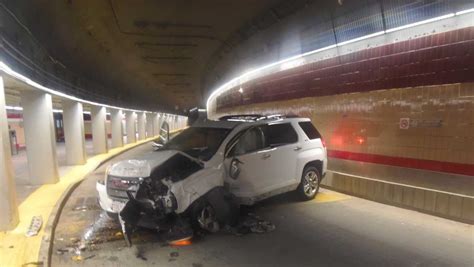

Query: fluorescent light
[206,8,473,110]
[337,31,385,46]
[5,105,23,111]
[455,8,474,16]
[52,109,63,113]
[385,13,455,33]
[0,61,184,120]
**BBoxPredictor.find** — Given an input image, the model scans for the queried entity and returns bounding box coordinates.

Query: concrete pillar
[125,111,137,144]
[137,112,146,140]
[110,109,124,148]
[146,113,154,138]
[170,115,175,131]
[153,113,160,137]
[20,90,59,184]
[91,106,108,154]
[62,100,86,165]
[0,76,19,230]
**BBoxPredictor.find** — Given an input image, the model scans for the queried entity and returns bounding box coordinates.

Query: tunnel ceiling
[5,0,319,112]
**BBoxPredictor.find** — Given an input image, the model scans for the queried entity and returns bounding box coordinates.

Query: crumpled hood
[108,150,179,177]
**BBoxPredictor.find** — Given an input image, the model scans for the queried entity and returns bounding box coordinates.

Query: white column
[169,115,174,131]
[146,113,154,138]
[0,76,19,230]
[137,112,146,140]
[125,111,137,144]
[153,113,160,137]
[91,106,108,154]
[111,109,124,148]
[20,90,59,184]
[62,100,86,165]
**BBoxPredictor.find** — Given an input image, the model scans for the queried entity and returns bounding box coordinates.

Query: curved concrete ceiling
[6,0,317,112]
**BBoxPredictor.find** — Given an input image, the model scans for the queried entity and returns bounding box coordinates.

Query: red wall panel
[217,27,474,110]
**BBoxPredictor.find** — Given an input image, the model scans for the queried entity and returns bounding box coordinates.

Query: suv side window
[298,121,322,140]
[263,123,298,147]
[229,126,266,156]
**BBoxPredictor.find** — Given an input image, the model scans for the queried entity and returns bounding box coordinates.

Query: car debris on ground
[224,213,276,236]
[25,216,42,237]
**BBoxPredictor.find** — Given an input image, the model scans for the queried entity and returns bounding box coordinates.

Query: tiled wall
[216,27,474,109]
[217,83,474,165]
[215,83,474,193]
[212,28,474,193]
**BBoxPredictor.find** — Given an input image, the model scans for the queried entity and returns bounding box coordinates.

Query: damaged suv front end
[96,124,236,244]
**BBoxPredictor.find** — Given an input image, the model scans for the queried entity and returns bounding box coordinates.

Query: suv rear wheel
[297,166,321,200]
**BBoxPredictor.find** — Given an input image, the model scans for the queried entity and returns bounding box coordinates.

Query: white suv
[96,115,327,236]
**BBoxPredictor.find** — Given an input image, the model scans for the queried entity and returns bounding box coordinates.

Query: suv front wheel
[297,166,321,200]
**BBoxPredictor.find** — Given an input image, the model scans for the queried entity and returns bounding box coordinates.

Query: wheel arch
[303,160,323,178]
[186,186,238,226]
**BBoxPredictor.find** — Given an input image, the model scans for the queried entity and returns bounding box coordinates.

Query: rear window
[298,121,322,140]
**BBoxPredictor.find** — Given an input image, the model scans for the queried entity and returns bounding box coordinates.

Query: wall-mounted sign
[400,118,443,129]
[411,119,443,128]
[400,118,410,129]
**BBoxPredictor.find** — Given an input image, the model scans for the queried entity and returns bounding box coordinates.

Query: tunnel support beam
[146,113,154,137]
[20,90,59,184]
[125,111,137,144]
[110,109,123,148]
[153,113,161,137]
[0,76,19,230]
[62,100,86,165]
[137,112,146,140]
[91,106,108,154]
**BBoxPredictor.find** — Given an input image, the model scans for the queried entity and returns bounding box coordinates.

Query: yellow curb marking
[314,190,351,203]
[0,137,158,267]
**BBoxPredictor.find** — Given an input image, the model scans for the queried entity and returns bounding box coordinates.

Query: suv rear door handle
[261,153,271,159]
[294,146,302,151]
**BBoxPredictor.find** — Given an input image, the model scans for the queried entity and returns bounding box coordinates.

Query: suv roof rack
[219,114,298,122]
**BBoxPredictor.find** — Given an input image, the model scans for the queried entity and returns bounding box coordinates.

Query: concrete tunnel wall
[207,15,474,221]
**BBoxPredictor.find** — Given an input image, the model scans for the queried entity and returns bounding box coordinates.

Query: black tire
[190,187,238,232]
[190,200,220,233]
[297,166,321,200]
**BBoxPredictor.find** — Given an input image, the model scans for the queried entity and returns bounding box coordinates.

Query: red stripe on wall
[7,113,22,119]
[328,150,474,176]
[84,134,112,139]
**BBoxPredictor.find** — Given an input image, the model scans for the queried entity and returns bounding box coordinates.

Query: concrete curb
[38,180,82,267]
[321,171,474,224]
[37,140,153,267]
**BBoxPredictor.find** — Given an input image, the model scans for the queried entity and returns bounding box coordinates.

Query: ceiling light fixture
[0,61,182,118]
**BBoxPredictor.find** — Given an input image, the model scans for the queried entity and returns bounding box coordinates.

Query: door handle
[262,153,271,159]
[294,146,302,151]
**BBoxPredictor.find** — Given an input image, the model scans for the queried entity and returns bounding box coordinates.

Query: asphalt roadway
[51,142,474,267]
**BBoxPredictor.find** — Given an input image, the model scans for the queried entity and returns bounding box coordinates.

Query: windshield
[161,127,231,161]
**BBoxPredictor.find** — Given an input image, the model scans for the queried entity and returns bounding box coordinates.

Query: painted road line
[314,189,351,203]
